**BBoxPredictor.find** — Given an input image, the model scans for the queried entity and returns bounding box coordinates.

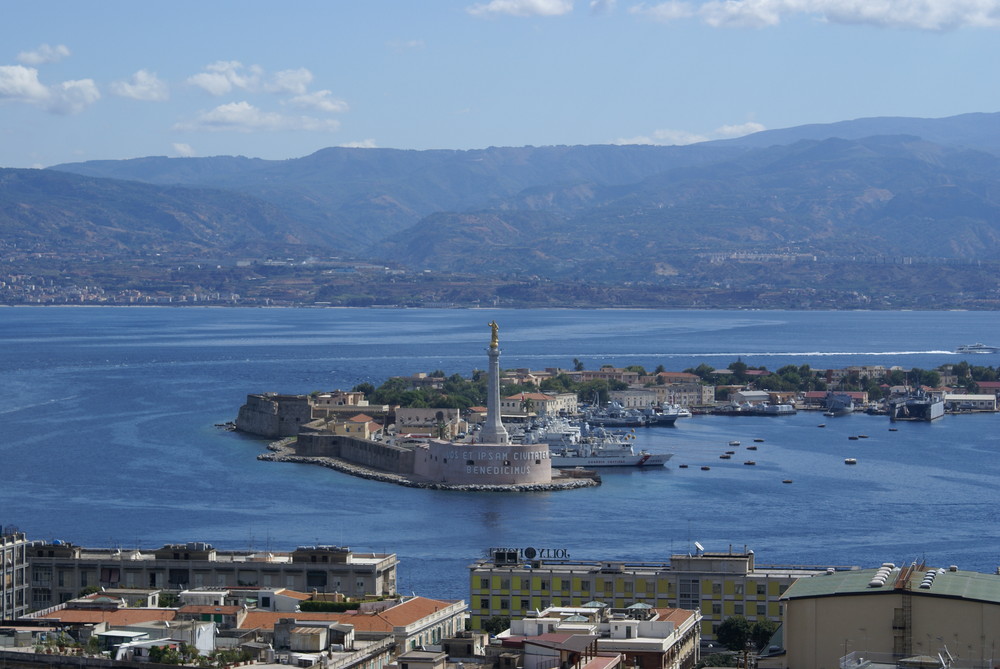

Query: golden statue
[488,320,499,349]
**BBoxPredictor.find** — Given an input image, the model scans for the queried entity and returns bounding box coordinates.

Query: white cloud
[268,68,313,95]
[714,121,766,137]
[187,61,263,95]
[111,69,169,101]
[287,90,349,113]
[172,143,196,157]
[614,121,765,145]
[174,101,341,132]
[590,0,617,12]
[47,79,101,115]
[17,43,70,65]
[388,39,426,52]
[631,0,1000,30]
[468,0,574,17]
[0,65,50,103]
[0,65,99,114]
[188,61,322,96]
[340,139,378,148]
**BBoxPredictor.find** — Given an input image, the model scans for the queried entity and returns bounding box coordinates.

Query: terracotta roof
[583,655,621,669]
[274,589,311,601]
[239,597,456,632]
[653,608,697,624]
[38,608,177,625]
[350,414,374,422]
[504,393,554,401]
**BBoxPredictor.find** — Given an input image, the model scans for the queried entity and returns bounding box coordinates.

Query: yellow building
[469,546,828,644]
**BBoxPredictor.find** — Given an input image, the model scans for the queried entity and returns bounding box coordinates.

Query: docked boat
[639,406,679,427]
[823,393,854,417]
[584,402,647,427]
[750,403,797,416]
[888,389,945,422]
[955,343,1000,354]
[525,418,672,468]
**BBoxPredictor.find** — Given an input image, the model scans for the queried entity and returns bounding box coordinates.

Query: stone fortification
[236,393,312,438]
[412,440,552,485]
[296,433,414,474]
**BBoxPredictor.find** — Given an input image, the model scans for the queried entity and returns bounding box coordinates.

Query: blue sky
[2,0,999,168]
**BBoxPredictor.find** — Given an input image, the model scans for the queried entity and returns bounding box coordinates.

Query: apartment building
[1,528,34,619]
[469,546,828,644]
[29,541,397,609]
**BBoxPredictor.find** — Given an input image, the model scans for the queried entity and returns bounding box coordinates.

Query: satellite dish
[694,541,704,553]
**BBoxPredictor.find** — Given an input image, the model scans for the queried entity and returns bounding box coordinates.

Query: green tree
[78,585,100,597]
[750,620,778,651]
[481,615,510,636]
[716,615,751,651]
[573,358,585,371]
[352,382,375,397]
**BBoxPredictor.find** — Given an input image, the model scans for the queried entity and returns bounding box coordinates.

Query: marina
[3,307,1000,602]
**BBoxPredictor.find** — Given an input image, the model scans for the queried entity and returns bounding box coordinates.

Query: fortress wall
[413,440,551,485]
[236,394,312,438]
[338,438,414,474]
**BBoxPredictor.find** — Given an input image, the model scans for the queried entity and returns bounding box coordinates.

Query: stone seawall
[258,439,598,492]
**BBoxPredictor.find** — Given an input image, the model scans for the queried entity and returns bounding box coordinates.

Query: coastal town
[5,526,1000,669]
[230,320,1000,492]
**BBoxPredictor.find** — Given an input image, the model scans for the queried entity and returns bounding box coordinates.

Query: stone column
[479,322,509,444]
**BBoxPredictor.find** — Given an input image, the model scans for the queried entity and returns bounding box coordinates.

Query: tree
[481,615,510,636]
[572,358,585,371]
[750,620,778,651]
[352,382,375,397]
[716,615,751,651]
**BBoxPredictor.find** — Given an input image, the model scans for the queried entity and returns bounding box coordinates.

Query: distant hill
[0,168,329,257]
[25,110,1000,290]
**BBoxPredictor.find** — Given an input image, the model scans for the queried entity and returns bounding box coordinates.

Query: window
[520,599,530,610]
[734,603,744,615]
[500,599,509,609]
[480,598,490,609]
[261,596,271,608]
[712,603,722,615]
[712,582,722,595]
[624,582,633,593]
[734,583,744,595]
[480,578,489,589]
[580,580,590,592]
[501,578,510,590]
[540,580,549,591]
[757,604,766,616]
[756,582,766,595]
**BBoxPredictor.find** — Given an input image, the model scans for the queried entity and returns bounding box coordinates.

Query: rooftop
[782,564,1000,605]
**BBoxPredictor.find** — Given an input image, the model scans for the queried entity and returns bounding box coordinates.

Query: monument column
[479,320,509,444]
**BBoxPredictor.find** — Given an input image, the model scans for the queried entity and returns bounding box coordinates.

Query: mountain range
[4,111,1000,306]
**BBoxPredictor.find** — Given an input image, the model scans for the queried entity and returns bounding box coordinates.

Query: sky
[2,0,1000,169]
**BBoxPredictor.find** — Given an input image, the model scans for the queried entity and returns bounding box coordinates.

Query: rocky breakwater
[259,439,600,492]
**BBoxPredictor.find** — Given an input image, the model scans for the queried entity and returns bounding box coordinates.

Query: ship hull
[550,452,673,468]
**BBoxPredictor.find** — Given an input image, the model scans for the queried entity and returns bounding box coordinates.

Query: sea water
[1,306,999,600]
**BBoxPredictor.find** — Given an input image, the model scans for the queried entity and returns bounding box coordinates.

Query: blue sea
[2,307,999,601]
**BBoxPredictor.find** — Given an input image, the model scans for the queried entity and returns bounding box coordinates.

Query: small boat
[848,436,859,440]
[747,445,758,451]
[782,479,793,484]
[818,424,826,428]
[744,460,756,466]
[844,458,857,465]
[725,450,736,454]
[889,428,898,432]
[701,466,711,470]
[729,440,741,446]
[858,434,869,439]
[719,454,731,459]
[678,464,688,468]
[754,438,764,443]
